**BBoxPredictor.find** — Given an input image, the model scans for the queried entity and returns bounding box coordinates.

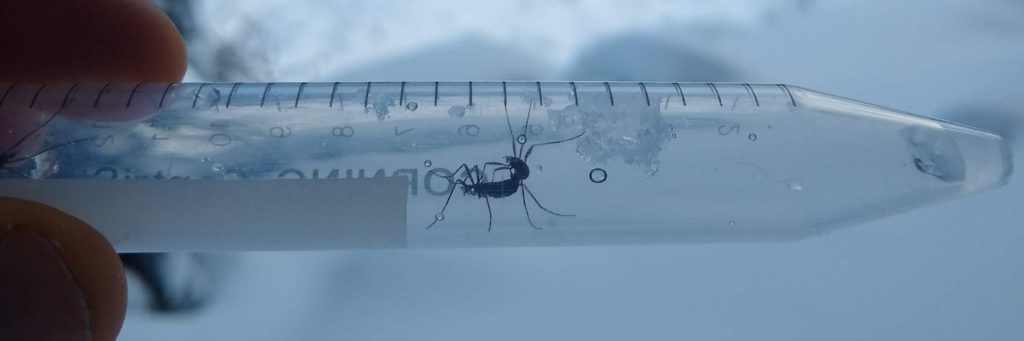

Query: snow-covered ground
[124,0,1024,339]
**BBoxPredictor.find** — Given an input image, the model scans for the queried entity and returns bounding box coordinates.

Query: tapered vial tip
[928,121,1014,192]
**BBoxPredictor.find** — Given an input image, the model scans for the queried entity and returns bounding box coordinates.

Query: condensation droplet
[406,101,418,111]
[517,134,527,144]
[448,105,466,118]
[748,133,757,141]
[211,162,225,172]
[423,159,432,167]
[788,181,804,191]
[589,168,607,183]
[434,212,445,221]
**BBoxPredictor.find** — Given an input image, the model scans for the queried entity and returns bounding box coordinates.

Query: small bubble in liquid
[517,134,527,144]
[211,162,225,172]
[788,181,804,191]
[406,101,418,111]
[423,160,432,167]
[434,212,445,221]
[728,221,736,227]
[748,133,757,141]
[671,133,678,139]
[589,168,608,183]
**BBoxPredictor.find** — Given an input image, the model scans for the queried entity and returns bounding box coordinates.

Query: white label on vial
[0,177,408,251]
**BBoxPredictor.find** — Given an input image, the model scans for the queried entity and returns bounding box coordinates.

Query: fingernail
[0,225,89,341]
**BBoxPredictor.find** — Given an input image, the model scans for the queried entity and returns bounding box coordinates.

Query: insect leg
[503,105,517,157]
[518,101,533,158]
[484,195,494,232]
[523,184,574,217]
[520,189,541,230]
[8,137,90,163]
[523,131,586,161]
[426,165,476,229]
[458,165,499,231]
[482,161,508,181]
[2,111,62,157]
[460,165,495,232]
[440,163,475,186]
[491,167,511,181]
[466,164,484,187]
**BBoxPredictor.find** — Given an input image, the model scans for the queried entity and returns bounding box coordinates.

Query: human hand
[0,1,185,340]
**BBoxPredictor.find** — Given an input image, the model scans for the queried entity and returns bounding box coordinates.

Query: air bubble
[517,134,527,144]
[728,221,736,227]
[434,212,445,221]
[423,160,432,167]
[671,133,678,139]
[748,133,757,141]
[589,168,608,183]
[406,101,418,111]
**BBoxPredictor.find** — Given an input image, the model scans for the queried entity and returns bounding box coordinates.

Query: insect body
[428,104,585,231]
[463,156,526,198]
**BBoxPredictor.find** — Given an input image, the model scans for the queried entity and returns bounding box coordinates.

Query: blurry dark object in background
[564,34,736,82]
[155,0,272,82]
[154,0,196,41]
[121,253,210,313]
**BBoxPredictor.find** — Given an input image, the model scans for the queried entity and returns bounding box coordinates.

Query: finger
[0,0,187,83]
[0,197,125,341]
[0,0,188,161]
[0,1,187,340]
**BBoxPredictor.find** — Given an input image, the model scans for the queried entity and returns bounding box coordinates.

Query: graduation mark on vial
[427,104,585,231]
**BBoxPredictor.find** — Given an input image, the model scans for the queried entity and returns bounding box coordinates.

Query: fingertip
[0,197,126,341]
[0,0,187,83]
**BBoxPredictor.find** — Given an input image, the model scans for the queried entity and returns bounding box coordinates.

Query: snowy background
[123,0,1023,339]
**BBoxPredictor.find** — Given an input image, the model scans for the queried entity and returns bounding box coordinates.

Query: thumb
[0,198,125,341]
